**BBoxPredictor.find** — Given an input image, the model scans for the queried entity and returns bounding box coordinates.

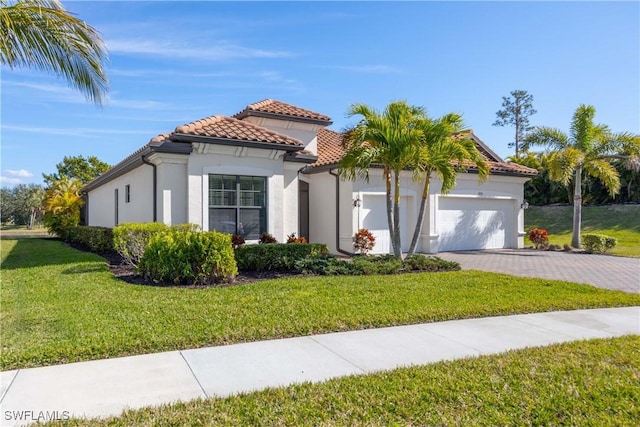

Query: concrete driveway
[438,249,640,294]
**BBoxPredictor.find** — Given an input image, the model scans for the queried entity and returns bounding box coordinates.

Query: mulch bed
[65,241,302,288]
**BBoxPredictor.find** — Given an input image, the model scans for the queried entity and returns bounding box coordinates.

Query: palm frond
[522,127,569,152]
[570,105,597,151]
[0,0,108,105]
[583,158,621,197]
[547,148,583,186]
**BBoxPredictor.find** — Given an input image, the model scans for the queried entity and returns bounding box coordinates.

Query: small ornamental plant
[259,232,278,244]
[353,228,376,255]
[286,233,308,244]
[231,234,245,249]
[528,228,549,250]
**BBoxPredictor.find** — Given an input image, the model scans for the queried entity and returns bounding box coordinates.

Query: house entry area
[208,174,267,240]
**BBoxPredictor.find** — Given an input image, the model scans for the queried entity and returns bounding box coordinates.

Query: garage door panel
[361,195,409,254]
[437,198,513,252]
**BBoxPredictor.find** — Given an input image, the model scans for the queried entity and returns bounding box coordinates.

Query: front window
[209,174,267,239]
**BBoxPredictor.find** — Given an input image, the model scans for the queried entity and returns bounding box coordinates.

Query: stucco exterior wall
[186,143,299,242]
[87,164,154,227]
[150,153,188,225]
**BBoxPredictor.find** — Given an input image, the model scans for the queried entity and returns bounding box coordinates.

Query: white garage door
[437,197,514,252]
[361,195,410,254]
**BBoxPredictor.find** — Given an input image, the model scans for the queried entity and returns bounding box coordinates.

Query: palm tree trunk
[384,167,395,250]
[571,166,583,248]
[392,171,402,258]
[408,173,431,255]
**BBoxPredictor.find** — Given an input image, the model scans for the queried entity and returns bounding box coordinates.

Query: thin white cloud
[0,176,26,185]
[107,39,293,61]
[3,80,170,110]
[5,169,34,178]
[3,125,157,138]
[333,65,402,74]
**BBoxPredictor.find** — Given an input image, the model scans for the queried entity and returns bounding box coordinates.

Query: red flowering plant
[286,233,308,244]
[231,234,245,249]
[528,228,549,250]
[353,228,376,255]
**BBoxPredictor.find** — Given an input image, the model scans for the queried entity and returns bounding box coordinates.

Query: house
[82,99,537,254]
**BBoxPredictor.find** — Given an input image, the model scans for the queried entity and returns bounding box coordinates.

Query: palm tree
[43,176,84,237]
[339,101,424,258]
[523,105,640,248]
[407,114,489,255]
[0,0,108,105]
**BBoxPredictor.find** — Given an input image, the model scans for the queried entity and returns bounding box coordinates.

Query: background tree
[43,155,111,185]
[339,101,424,258]
[493,90,537,158]
[523,104,640,248]
[0,0,108,105]
[0,183,45,228]
[43,176,84,238]
[407,114,489,255]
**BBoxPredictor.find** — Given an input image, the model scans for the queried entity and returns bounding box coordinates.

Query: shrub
[139,230,237,285]
[563,243,573,251]
[231,234,245,249]
[403,254,461,272]
[235,243,329,272]
[294,255,361,276]
[294,253,460,276]
[66,226,114,252]
[259,232,278,244]
[528,228,549,250]
[286,233,307,244]
[113,223,171,267]
[582,234,617,254]
[353,228,376,255]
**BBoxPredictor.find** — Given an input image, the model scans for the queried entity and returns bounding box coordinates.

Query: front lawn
[54,336,640,426]
[2,239,639,370]
[525,204,640,257]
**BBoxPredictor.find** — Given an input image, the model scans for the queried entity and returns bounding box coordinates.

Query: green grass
[2,239,639,371]
[53,336,640,426]
[525,204,640,257]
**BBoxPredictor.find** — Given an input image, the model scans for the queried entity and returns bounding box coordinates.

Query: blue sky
[2,1,639,186]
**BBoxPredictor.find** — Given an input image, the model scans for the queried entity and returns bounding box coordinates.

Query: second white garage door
[437,197,514,252]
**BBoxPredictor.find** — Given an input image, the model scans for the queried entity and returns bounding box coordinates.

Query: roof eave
[172,133,303,152]
[235,110,333,126]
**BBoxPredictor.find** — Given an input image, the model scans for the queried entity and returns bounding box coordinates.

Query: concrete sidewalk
[1,307,639,426]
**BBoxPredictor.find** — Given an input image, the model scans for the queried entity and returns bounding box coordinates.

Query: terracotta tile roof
[309,129,537,176]
[234,99,332,123]
[174,115,302,146]
[312,128,346,167]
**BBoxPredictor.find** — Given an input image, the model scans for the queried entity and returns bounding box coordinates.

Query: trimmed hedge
[139,230,237,285]
[65,226,114,252]
[582,234,617,254]
[113,223,171,267]
[235,243,329,272]
[294,253,461,276]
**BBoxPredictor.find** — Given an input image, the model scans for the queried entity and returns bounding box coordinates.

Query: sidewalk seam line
[0,369,20,404]
[179,351,209,399]
[412,326,485,354]
[307,337,366,374]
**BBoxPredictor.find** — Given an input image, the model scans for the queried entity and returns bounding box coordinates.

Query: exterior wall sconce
[521,200,529,209]
[353,196,362,207]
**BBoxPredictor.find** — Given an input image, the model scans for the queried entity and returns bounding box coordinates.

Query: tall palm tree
[523,105,640,248]
[0,0,108,105]
[339,101,424,258]
[407,114,489,255]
